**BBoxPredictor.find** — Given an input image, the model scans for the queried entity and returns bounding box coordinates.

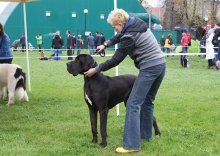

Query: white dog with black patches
[0,64,28,105]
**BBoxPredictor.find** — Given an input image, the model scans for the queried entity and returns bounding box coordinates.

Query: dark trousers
[38,44,42,52]
[22,44,26,52]
[0,58,13,64]
[67,48,73,60]
[208,59,213,66]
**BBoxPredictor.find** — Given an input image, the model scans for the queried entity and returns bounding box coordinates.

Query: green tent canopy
[129,12,160,25]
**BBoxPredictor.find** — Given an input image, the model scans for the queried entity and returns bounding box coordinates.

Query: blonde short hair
[107,9,129,26]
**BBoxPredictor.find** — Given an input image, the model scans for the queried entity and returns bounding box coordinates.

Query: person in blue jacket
[20,33,26,52]
[86,33,95,55]
[0,23,13,64]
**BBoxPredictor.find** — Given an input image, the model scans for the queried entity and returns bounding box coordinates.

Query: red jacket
[185,33,191,45]
[181,35,189,46]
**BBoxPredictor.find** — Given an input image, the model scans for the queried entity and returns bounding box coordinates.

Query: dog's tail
[15,88,29,101]
[15,69,29,101]
[15,87,25,100]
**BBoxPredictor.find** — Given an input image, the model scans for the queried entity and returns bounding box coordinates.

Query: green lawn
[0,51,219,156]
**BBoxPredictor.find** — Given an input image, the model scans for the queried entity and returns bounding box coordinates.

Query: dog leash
[94,49,105,57]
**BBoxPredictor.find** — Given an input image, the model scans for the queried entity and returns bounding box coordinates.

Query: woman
[51,30,63,61]
[164,34,173,57]
[206,29,215,69]
[76,35,83,56]
[84,9,166,153]
[0,23,13,64]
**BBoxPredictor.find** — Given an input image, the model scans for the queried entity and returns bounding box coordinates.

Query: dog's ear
[83,55,96,71]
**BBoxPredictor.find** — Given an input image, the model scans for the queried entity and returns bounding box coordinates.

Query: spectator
[0,22,13,63]
[66,30,73,60]
[164,34,173,57]
[87,33,95,55]
[20,33,26,52]
[160,35,165,52]
[180,33,188,53]
[11,39,20,51]
[212,28,220,70]
[76,35,83,56]
[72,33,76,55]
[100,33,106,44]
[36,33,43,52]
[206,29,215,69]
[200,32,208,56]
[95,31,105,55]
[100,32,106,55]
[84,8,166,153]
[51,30,63,61]
[95,31,102,47]
[185,30,191,52]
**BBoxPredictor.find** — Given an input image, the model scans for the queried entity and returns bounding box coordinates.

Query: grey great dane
[66,54,161,147]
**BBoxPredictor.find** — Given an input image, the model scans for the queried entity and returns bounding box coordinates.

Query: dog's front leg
[89,107,98,143]
[99,109,108,147]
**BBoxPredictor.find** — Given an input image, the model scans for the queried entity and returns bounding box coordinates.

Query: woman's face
[112,23,124,33]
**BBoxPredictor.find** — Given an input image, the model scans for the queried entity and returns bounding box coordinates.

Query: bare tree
[163,0,176,30]
[163,0,203,30]
[138,0,166,8]
[210,0,220,27]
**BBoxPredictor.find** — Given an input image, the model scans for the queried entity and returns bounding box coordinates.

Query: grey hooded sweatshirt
[95,17,165,72]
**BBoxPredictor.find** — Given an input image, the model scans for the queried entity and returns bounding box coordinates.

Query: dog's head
[66,54,98,76]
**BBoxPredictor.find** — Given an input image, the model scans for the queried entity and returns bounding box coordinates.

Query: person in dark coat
[66,30,73,60]
[160,35,165,52]
[95,31,102,47]
[95,31,106,55]
[100,32,106,55]
[52,30,63,61]
[20,33,26,52]
[72,33,76,55]
[212,28,220,70]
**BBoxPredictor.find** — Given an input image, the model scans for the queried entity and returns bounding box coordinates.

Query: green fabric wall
[4,0,147,49]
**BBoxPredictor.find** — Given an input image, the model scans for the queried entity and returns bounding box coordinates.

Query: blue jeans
[54,49,61,60]
[214,48,219,69]
[77,47,81,56]
[89,45,95,55]
[72,47,75,55]
[166,48,171,57]
[182,46,187,53]
[123,63,166,150]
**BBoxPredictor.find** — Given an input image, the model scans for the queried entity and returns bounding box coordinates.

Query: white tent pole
[23,1,31,91]
[114,0,119,116]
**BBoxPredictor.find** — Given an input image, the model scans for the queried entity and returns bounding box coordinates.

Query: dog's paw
[99,142,107,147]
[6,103,12,106]
[155,131,161,137]
[91,138,98,143]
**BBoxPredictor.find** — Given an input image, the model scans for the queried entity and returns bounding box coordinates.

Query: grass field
[0,50,219,156]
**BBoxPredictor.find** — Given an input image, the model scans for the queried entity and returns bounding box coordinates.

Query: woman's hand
[84,68,97,77]
[96,45,105,53]
[216,60,220,68]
